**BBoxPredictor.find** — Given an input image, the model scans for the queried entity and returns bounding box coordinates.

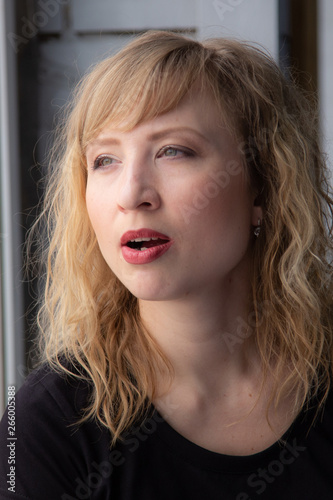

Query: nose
[116,158,161,213]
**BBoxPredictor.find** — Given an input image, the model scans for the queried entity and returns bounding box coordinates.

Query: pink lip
[120,228,173,265]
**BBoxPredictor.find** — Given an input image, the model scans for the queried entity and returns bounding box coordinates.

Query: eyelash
[91,145,195,171]
[156,145,195,159]
[92,154,117,170]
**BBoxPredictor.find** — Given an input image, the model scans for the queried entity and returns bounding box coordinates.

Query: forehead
[86,89,232,149]
[85,90,243,168]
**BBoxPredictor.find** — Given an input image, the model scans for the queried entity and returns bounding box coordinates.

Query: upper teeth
[130,237,159,242]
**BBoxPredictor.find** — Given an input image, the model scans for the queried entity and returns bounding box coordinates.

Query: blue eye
[93,155,116,170]
[158,146,194,159]
[163,147,179,157]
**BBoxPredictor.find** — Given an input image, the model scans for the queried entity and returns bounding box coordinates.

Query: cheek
[85,184,110,244]
[184,174,253,246]
[85,186,99,232]
[85,182,121,273]
[181,171,243,220]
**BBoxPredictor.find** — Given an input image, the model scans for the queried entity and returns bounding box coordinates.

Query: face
[85,91,262,302]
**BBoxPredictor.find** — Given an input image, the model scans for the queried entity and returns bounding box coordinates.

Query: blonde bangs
[74,33,212,151]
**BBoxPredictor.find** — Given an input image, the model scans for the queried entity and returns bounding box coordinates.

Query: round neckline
[150,401,316,474]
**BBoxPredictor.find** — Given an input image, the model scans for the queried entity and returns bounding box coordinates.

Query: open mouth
[121,229,173,264]
[126,237,170,251]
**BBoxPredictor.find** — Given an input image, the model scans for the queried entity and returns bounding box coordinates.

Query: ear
[251,185,263,227]
[251,204,263,228]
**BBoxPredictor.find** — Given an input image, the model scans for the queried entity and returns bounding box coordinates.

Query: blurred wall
[319,0,333,163]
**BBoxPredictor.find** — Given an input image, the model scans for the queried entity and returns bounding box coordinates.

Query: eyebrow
[87,137,121,149]
[148,126,211,144]
[87,126,211,150]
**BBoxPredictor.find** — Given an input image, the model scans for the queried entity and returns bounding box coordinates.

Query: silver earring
[254,219,261,237]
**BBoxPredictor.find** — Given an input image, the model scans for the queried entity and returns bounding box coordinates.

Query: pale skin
[86,90,296,456]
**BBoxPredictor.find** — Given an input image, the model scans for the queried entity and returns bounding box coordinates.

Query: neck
[139,279,260,400]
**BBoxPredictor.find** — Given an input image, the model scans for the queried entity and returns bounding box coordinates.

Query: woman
[1,30,333,499]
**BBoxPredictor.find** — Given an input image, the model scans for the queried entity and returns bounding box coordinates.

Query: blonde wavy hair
[31,30,333,443]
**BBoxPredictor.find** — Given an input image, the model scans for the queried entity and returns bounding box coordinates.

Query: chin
[126,281,191,303]
[116,268,173,301]
[126,286,170,302]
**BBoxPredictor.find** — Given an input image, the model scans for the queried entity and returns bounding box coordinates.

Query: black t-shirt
[1,364,333,499]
